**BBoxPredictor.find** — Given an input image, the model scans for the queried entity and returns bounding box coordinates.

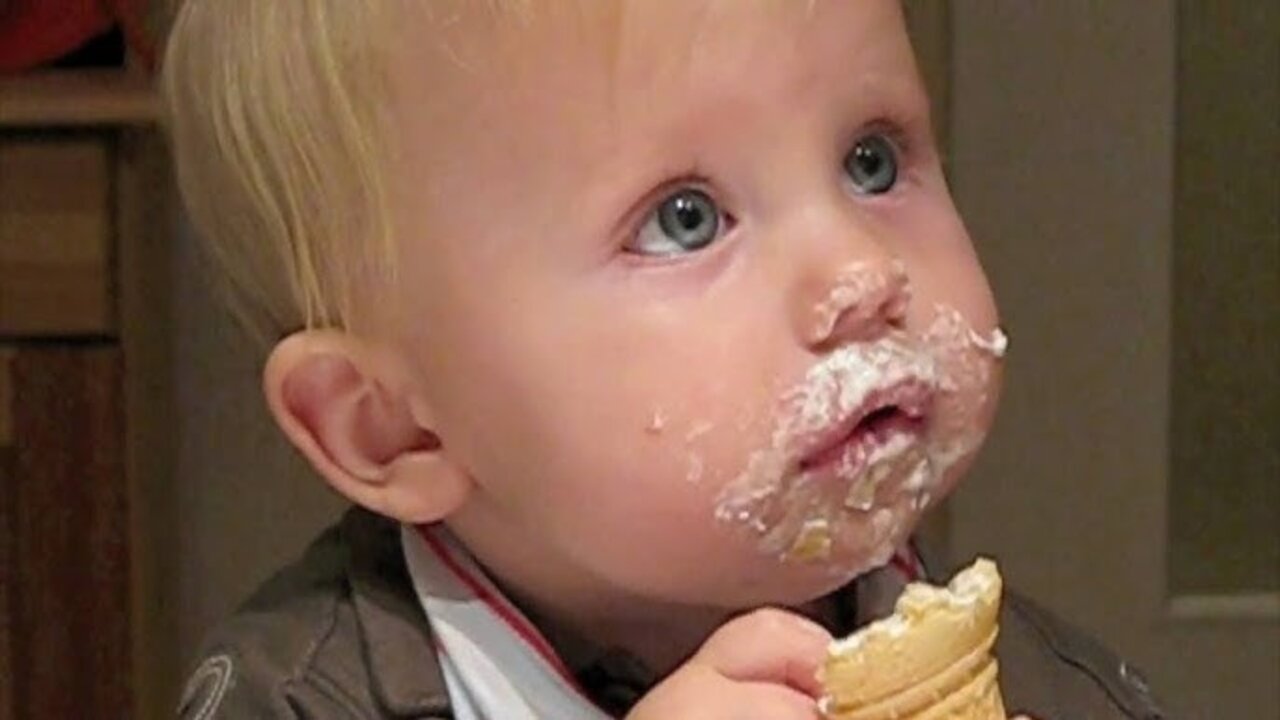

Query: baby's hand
[625,608,831,720]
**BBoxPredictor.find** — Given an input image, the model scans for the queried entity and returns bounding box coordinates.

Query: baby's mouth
[716,308,999,571]
[714,332,953,568]
[794,380,932,477]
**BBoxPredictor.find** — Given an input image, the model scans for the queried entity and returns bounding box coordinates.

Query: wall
[170,222,344,668]
[947,2,1278,717]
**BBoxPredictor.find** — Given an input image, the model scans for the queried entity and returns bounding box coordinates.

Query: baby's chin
[704,476,965,608]
[678,522,916,610]
[602,460,972,612]
[689,555,870,612]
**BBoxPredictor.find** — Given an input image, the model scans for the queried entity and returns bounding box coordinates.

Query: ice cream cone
[820,558,1007,720]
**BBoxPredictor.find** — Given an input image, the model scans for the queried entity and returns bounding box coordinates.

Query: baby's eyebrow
[840,72,933,120]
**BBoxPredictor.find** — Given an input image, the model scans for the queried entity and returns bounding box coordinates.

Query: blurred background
[0,1,1275,718]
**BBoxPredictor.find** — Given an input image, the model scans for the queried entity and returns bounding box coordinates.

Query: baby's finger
[693,607,832,698]
[626,661,823,720]
[730,680,825,719]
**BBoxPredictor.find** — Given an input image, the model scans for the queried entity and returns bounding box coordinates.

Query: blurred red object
[0,0,154,73]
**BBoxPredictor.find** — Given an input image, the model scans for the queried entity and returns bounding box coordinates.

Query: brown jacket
[178,508,1168,719]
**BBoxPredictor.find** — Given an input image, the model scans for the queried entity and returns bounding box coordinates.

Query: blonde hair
[162,0,399,336]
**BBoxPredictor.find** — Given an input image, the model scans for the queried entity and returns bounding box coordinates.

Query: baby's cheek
[628,403,762,507]
[554,405,774,564]
[923,306,1005,441]
[548,447,746,597]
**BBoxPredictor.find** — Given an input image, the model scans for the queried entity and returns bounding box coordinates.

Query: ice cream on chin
[820,558,1008,720]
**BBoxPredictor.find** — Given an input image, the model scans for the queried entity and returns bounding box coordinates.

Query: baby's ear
[262,330,472,524]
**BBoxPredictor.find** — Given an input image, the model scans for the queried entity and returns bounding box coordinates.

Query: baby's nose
[802,256,911,349]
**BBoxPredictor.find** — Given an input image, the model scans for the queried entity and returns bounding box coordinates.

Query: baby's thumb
[693,608,833,699]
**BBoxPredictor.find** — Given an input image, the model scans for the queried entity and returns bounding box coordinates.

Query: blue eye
[843,133,899,195]
[630,188,724,256]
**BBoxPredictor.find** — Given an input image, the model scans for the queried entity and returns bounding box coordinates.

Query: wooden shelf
[0,69,160,127]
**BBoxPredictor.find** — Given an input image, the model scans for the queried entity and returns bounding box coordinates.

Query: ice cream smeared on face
[810,260,911,342]
[682,420,715,484]
[714,302,1006,575]
[968,325,1008,359]
[646,408,667,434]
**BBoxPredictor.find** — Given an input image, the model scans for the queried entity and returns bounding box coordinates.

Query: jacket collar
[342,508,452,717]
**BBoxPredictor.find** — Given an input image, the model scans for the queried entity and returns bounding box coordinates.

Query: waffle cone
[820,558,1006,720]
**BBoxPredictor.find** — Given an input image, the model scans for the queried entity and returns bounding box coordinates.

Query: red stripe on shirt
[891,547,922,582]
[415,525,588,694]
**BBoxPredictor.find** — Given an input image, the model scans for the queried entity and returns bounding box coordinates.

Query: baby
[164,2,1165,718]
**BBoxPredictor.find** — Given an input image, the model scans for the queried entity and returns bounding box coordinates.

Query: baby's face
[386,1,1002,609]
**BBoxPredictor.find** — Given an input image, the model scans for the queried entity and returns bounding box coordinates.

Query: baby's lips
[793,376,935,471]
